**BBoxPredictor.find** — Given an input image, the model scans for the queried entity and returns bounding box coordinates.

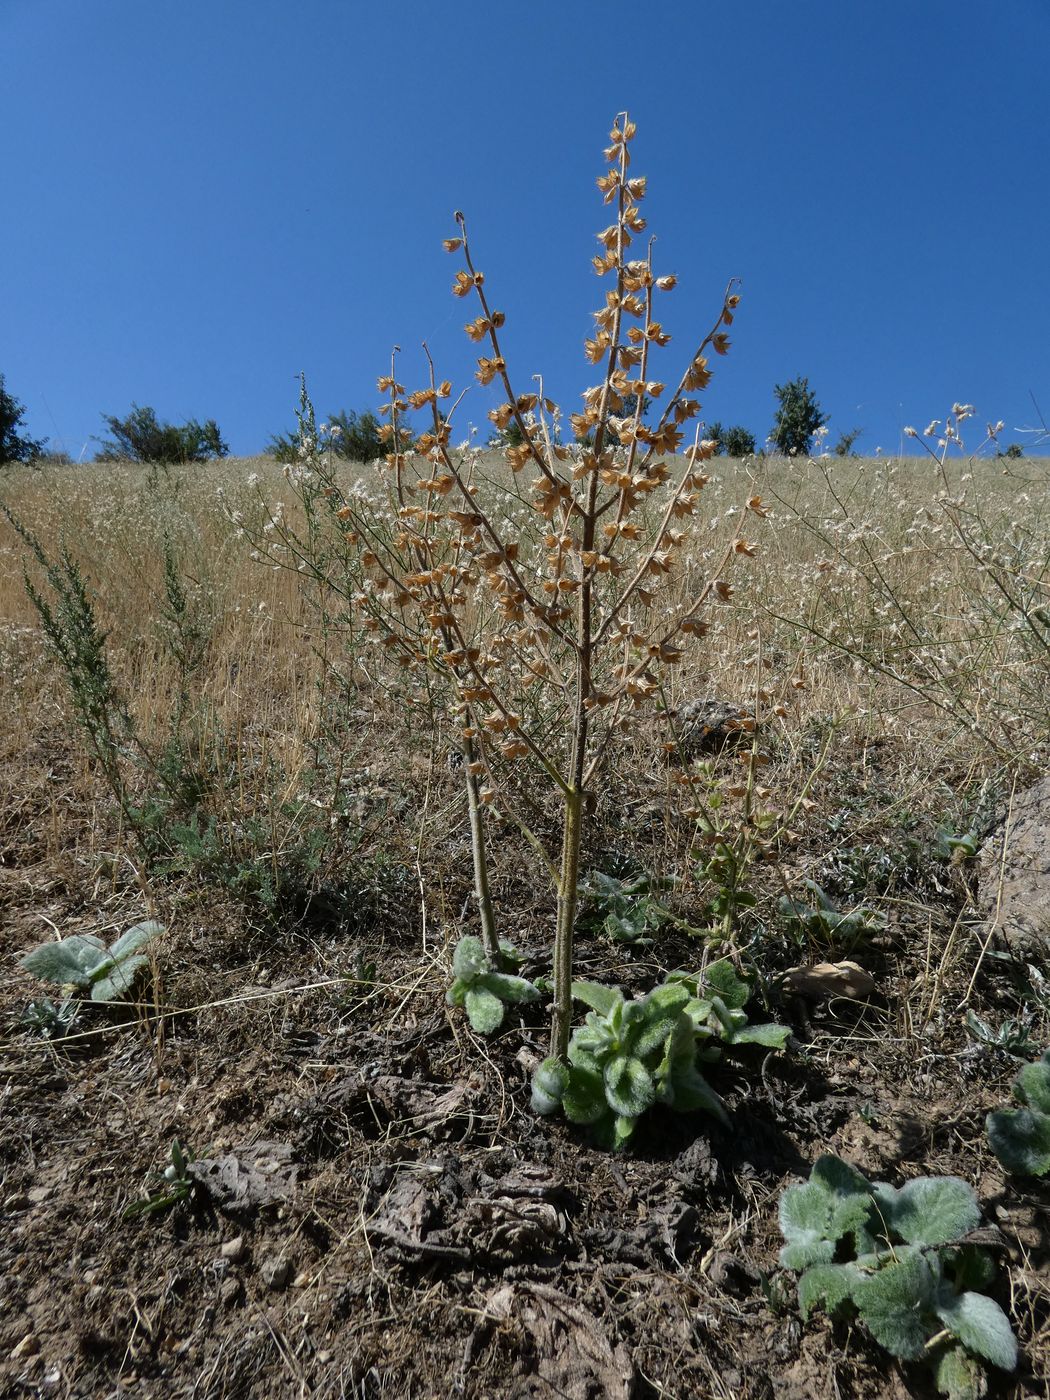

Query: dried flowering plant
[267,115,764,1061]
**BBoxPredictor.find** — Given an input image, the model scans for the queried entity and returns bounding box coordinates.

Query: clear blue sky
[3,0,1047,460]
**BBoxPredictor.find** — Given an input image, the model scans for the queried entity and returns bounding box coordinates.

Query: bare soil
[2,720,1048,1400]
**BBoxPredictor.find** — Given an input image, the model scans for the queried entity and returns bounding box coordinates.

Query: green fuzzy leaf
[702,959,750,1011]
[934,1344,987,1400]
[724,1021,791,1049]
[91,955,149,1002]
[452,936,488,983]
[20,935,107,987]
[852,1247,939,1360]
[633,990,691,1059]
[797,1262,861,1320]
[531,1057,569,1116]
[612,1114,636,1150]
[446,979,467,1007]
[780,1156,874,1269]
[464,986,504,1033]
[986,1106,1050,1176]
[571,980,622,1016]
[948,1245,997,1293]
[603,1054,655,1119]
[108,920,163,960]
[644,982,693,1015]
[780,1238,836,1271]
[562,1065,609,1125]
[1014,1053,1050,1114]
[872,1176,980,1246]
[480,971,541,1005]
[935,1291,1017,1372]
[656,1026,728,1122]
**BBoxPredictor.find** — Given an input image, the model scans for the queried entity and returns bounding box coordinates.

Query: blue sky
[2,0,1047,459]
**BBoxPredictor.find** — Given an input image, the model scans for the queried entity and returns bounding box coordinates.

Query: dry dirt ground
[2,717,1049,1400]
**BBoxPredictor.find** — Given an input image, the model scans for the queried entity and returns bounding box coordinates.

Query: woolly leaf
[21,935,107,987]
[571,980,622,1016]
[612,1114,636,1150]
[873,1177,980,1246]
[1014,1052,1050,1114]
[464,986,504,1033]
[446,980,467,1008]
[480,971,541,1005]
[797,1262,861,1320]
[935,1291,1017,1372]
[852,1247,939,1360]
[658,1040,727,1123]
[702,959,750,1011]
[452,936,488,982]
[724,1020,791,1049]
[91,955,149,1002]
[934,1345,987,1400]
[108,920,163,960]
[948,1245,997,1293]
[633,988,691,1059]
[986,1106,1050,1177]
[603,1054,655,1119]
[561,1065,609,1125]
[531,1058,569,1116]
[780,1156,873,1269]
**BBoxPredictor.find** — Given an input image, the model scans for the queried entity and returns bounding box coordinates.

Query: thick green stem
[462,732,499,959]
[551,786,584,1060]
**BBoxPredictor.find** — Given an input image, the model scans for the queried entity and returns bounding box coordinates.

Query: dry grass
[2,449,1049,1397]
[3,447,1045,780]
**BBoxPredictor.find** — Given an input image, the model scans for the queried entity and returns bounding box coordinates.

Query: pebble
[219,1277,243,1306]
[260,1256,292,1291]
[10,1334,39,1359]
[27,1187,51,1205]
[220,1235,247,1262]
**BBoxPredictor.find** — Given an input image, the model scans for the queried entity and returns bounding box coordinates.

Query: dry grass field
[1,447,1048,1399]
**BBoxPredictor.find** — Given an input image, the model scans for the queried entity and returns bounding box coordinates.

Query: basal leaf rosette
[446,936,541,1034]
[778,1155,1018,1397]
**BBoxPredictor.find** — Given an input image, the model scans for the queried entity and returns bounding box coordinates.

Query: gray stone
[671,698,755,759]
[977,775,1050,957]
[260,1255,292,1291]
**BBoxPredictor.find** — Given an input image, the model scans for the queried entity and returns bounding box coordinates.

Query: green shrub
[95,404,229,464]
[706,422,756,456]
[769,376,828,457]
[268,405,386,464]
[0,374,46,464]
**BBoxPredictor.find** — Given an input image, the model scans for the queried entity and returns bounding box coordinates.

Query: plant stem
[462,731,499,959]
[551,785,583,1060]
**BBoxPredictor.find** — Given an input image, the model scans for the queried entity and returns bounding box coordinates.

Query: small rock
[672,697,755,758]
[782,960,876,1000]
[219,1277,243,1306]
[978,775,1050,955]
[260,1256,292,1291]
[293,1271,311,1288]
[221,1235,246,1262]
[27,1187,51,1205]
[10,1333,39,1359]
